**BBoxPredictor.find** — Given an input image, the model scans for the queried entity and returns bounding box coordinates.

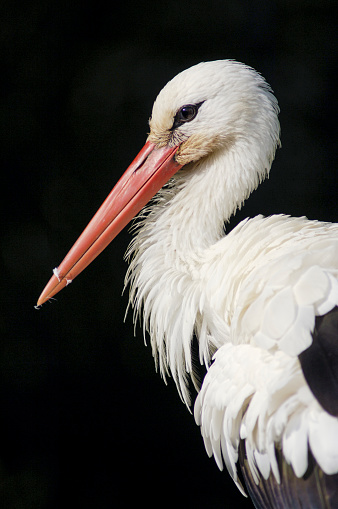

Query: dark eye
[171,101,204,130]
[179,105,198,122]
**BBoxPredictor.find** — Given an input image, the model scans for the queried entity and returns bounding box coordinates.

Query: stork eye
[179,105,198,121]
[171,101,204,130]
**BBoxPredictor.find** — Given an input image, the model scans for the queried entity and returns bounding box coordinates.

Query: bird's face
[147,60,274,166]
[147,63,231,165]
[148,100,230,167]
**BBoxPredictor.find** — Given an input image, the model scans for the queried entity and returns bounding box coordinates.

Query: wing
[218,217,338,358]
[194,342,338,492]
[299,306,338,417]
[194,218,338,503]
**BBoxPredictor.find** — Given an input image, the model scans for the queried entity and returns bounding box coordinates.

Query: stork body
[38,61,338,508]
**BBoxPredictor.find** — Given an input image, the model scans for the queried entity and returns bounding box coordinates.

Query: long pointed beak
[37,140,182,306]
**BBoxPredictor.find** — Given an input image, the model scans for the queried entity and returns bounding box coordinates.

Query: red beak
[37,140,182,306]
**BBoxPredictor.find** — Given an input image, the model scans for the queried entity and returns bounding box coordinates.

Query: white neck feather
[125,133,278,405]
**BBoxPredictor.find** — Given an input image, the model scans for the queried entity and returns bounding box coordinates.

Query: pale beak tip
[36,288,50,307]
[36,272,66,307]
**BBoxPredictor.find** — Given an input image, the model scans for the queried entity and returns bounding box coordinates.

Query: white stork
[37,60,338,508]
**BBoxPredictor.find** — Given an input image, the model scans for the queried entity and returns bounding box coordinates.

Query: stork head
[148,60,280,168]
[37,60,280,306]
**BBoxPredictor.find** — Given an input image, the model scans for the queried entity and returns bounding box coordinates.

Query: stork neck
[150,144,257,259]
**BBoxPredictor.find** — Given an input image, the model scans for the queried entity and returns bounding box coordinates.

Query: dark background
[1,0,337,507]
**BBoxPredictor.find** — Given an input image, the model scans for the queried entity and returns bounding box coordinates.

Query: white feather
[308,412,338,475]
[194,342,338,487]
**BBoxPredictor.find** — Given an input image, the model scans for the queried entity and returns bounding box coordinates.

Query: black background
[1,1,337,507]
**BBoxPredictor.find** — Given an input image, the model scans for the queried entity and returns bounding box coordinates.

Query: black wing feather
[298,306,338,417]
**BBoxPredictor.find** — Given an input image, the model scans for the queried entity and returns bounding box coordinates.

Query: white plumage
[38,60,338,507]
